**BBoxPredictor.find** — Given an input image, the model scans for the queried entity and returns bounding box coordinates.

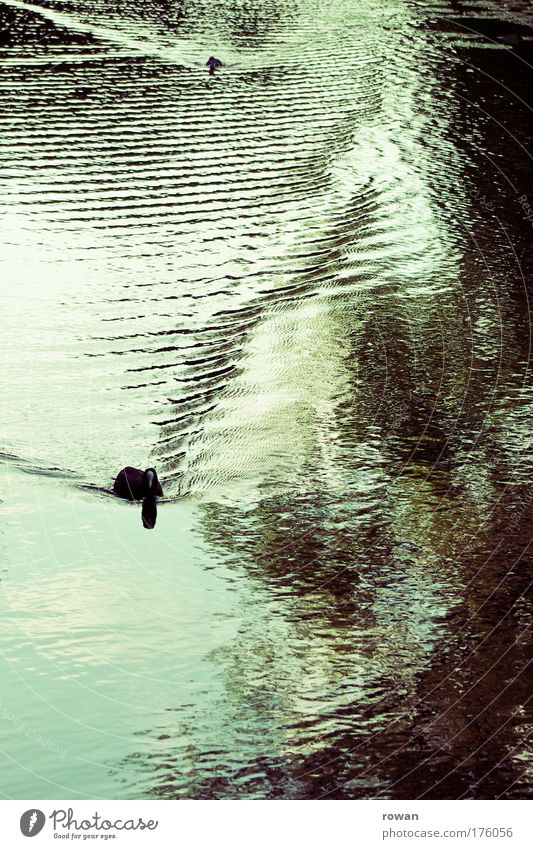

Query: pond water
[0,0,532,799]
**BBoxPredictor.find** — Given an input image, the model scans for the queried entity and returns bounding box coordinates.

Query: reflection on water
[0,0,532,799]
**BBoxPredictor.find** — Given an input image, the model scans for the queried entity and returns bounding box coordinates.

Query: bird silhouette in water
[113,467,163,530]
[207,56,223,74]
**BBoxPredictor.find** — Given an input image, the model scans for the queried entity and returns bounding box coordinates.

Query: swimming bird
[113,467,163,530]
[113,467,163,500]
[498,32,522,47]
[207,56,223,74]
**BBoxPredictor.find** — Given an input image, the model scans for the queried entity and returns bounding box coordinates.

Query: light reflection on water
[0,0,532,798]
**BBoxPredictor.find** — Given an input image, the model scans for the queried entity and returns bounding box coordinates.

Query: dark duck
[113,467,163,530]
[207,56,223,74]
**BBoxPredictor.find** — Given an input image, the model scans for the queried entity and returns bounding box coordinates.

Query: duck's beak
[146,469,155,490]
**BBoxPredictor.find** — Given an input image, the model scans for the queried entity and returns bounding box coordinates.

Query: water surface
[0,0,532,799]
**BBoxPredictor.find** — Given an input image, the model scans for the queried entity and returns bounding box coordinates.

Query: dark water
[0,0,532,799]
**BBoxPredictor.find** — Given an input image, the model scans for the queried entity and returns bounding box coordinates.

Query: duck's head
[143,467,159,495]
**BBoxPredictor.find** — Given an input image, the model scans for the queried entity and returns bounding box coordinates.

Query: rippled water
[1,0,532,799]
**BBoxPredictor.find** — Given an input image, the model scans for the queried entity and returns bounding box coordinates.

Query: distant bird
[498,32,523,47]
[207,56,223,74]
[113,467,163,530]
